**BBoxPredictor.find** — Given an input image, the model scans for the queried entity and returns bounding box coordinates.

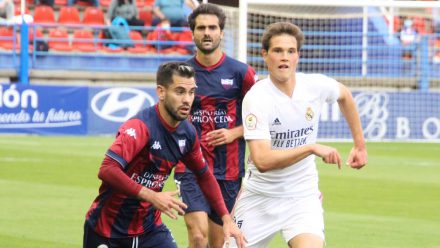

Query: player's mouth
[278,64,289,70]
[179,106,191,115]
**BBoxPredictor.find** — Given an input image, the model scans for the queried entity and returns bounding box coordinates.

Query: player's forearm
[98,156,142,196]
[250,143,315,172]
[338,87,366,149]
[230,125,243,140]
[196,171,228,217]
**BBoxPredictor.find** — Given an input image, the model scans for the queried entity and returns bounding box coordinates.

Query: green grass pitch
[1,135,439,247]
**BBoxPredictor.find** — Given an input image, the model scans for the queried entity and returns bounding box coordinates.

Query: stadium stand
[58,6,81,25]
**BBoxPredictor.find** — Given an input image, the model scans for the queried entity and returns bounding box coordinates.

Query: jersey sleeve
[241,65,258,99]
[318,74,340,104]
[97,118,149,196]
[106,118,149,169]
[180,135,229,217]
[242,88,271,141]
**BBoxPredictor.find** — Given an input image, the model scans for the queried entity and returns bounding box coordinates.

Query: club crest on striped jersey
[221,78,234,89]
[245,114,257,130]
[305,107,314,121]
[178,139,186,153]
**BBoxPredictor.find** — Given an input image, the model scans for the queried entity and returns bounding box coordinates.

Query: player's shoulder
[297,72,336,84]
[244,77,271,98]
[224,55,251,71]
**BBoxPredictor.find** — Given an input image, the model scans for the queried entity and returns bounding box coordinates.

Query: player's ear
[156,85,165,101]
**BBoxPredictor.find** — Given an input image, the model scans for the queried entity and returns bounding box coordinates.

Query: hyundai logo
[91,87,156,122]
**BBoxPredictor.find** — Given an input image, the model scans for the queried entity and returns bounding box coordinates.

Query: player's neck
[157,104,179,128]
[270,75,296,98]
[195,49,223,67]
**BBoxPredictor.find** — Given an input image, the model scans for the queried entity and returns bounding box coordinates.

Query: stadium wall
[1,83,439,141]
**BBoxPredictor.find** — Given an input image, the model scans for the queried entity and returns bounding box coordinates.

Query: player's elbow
[251,155,275,173]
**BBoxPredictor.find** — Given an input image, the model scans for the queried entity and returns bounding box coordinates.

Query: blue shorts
[174,172,241,225]
[83,222,177,248]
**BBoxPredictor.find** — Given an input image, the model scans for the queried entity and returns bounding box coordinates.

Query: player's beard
[164,99,188,122]
[196,36,221,55]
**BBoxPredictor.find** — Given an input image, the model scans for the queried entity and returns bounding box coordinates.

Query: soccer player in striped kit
[83,62,245,248]
[230,22,368,248]
[173,3,257,248]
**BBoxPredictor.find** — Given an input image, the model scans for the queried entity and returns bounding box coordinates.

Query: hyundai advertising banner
[1,83,439,141]
[88,86,157,135]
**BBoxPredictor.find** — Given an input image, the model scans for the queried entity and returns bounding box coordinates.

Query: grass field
[1,135,440,248]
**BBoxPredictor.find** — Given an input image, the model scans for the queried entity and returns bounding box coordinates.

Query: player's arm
[248,139,341,173]
[98,119,187,219]
[337,83,368,169]
[181,138,246,248]
[205,125,243,146]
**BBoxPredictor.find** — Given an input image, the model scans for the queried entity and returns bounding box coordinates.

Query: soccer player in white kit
[229,22,368,248]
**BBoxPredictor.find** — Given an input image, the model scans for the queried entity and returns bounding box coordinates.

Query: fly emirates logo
[270,126,314,148]
[191,109,233,124]
[131,172,168,190]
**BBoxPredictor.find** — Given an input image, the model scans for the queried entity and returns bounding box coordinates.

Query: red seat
[14,5,30,15]
[55,0,68,5]
[138,8,153,26]
[174,29,193,54]
[127,31,150,53]
[48,28,72,51]
[72,29,98,52]
[33,5,56,25]
[58,6,81,25]
[82,7,105,26]
[0,27,20,50]
[100,0,110,7]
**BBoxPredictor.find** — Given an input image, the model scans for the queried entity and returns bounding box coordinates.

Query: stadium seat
[58,6,81,25]
[99,0,110,7]
[82,7,105,26]
[0,27,20,50]
[138,8,153,26]
[127,30,150,53]
[28,28,45,52]
[55,0,68,5]
[33,5,56,25]
[14,5,30,15]
[174,29,194,55]
[48,28,73,51]
[72,29,98,52]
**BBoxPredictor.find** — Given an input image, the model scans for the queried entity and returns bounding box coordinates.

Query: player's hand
[142,189,187,219]
[346,146,368,169]
[205,128,235,146]
[221,215,246,248]
[312,144,342,169]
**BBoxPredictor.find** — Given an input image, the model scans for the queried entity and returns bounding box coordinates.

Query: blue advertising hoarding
[0,84,88,135]
[1,83,439,141]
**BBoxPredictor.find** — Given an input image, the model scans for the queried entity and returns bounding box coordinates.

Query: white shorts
[229,189,325,248]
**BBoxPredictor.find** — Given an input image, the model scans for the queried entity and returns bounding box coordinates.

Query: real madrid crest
[305,107,314,121]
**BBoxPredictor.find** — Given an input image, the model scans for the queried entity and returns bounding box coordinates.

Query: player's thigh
[175,172,210,214]
[230,190,280,247]
[184,211,209,234]
[208,179,241,225]
[282,194,325,246]
[83,222,109,248]
[139,224,177,248]
[288,233,324,248]
[208,219,225,248]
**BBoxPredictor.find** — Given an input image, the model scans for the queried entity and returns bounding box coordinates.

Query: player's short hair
[261,22,305,51]
[156,61,195,87]
[188,3,226,32]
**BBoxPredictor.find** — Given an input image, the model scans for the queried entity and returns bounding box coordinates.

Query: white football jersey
[242,73,340,197]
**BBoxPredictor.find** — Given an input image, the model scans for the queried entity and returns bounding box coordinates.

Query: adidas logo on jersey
[272,118,282,125]
[151,141,162,150]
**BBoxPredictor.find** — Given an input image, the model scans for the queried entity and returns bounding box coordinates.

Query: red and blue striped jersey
[85,105,227,238]
[175,54,256,180]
